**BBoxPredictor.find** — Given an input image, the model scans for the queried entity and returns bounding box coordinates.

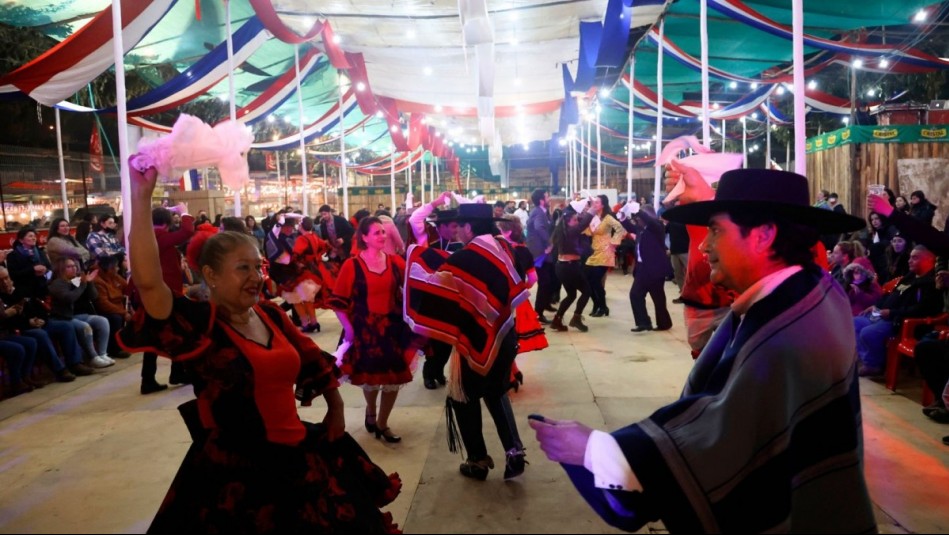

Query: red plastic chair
[884,313,948,406]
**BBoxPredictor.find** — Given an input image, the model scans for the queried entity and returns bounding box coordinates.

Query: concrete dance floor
[0,273,947,533]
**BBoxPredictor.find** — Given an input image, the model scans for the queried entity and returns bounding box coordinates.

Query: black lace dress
[119,297,401,533]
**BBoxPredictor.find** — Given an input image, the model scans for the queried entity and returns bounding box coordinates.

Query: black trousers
[451,331,523,460]
[424,340,452,380]
[142,352,186,383]
[916,336,949,406]
[584,265,609,311]
[629,270,672,330]
[555,260,590,317]
[104,313,125,355]
[533,261,557,313]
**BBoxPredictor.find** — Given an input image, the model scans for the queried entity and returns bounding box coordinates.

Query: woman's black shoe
[365,411,378,433]
[141,381,168,395]
[590,307,604,318]
[375,427,402,443]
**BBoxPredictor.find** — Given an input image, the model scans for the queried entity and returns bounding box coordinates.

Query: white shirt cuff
[583,430,644,492]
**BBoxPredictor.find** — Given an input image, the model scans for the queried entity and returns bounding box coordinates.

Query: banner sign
[807,125,949,153]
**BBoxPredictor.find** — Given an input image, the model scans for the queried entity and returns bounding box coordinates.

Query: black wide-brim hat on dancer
[662,168,866,234]
[426,208,458,224]
[433,203,507,223]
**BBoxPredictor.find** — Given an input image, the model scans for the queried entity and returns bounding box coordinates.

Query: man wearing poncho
[530,168,876,533]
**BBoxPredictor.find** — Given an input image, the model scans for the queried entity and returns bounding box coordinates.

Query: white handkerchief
[333,340,351,367]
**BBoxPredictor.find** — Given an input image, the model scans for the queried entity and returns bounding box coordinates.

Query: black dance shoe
[503,449,528,480]
[375,427,402,443]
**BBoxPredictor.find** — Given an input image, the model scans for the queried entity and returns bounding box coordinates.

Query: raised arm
[128,156,173,320]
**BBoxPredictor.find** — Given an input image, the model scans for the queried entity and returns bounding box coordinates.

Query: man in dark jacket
[318,204,354,264]
[621,204,673,332]
[526,189,556,323]
[853,244,942,376]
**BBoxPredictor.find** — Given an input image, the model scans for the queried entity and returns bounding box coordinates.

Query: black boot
[590,307,604,318]
[550,314,568,332]
[569,314,588,332]
[422,361,438,390]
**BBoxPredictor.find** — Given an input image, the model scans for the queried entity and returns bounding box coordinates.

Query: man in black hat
[317,204,354,264]
[407,191,464,389]
[530,167,875,533]
[405,203,531,481]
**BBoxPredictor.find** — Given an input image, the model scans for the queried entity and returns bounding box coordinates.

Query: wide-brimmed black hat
[434,203,506,223]
[662,169,865,234]
[426,208,458,225]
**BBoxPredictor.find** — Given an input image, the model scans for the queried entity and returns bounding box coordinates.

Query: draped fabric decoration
[709,0,949,70]
[645,28,841,85]
[0,0,178,105]
[54,24,324,129]
[111,16,271,116]
[251,90,359,150]
[577,136,659,167]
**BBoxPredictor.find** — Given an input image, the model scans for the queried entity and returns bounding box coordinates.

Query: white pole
[275,149,281,208]
[583,119,593,191]
[294,45,309,216]
[407,151,413,202]
[626,57,635,201]
[742,117,748,168]
[322,161,329,206]
[111,0,131,250]
[339,75,348,218]
[766,99,772,168]
[721,119,726,153]
[420,151,426,206]
[55,108,69,222]
[653,19,665,212]
[225,0,240,216]
[792,0,806,175]
[700,0,711,148]
[573,136,579,196]
[390,153,396,214]
[595,105,602,190]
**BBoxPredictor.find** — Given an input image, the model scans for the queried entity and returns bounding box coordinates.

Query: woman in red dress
[121,157,401,533]
[290,217,337,332]
[496,215,548,391]
[330,217,418,444]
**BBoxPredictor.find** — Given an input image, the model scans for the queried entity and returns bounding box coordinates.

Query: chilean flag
[180,169,200,191]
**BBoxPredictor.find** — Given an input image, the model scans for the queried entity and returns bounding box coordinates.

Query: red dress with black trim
[291,232,337,307]
[329,254,418,386]
[118,297,401,534]
[510,244,549,354]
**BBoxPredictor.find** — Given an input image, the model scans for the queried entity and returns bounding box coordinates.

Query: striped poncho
[404,235,529,377]
[570,266,876,533]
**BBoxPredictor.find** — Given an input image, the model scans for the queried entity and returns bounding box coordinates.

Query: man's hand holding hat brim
[662,168,866,234]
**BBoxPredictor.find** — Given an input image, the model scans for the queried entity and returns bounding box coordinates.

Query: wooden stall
[806,125,949,227]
